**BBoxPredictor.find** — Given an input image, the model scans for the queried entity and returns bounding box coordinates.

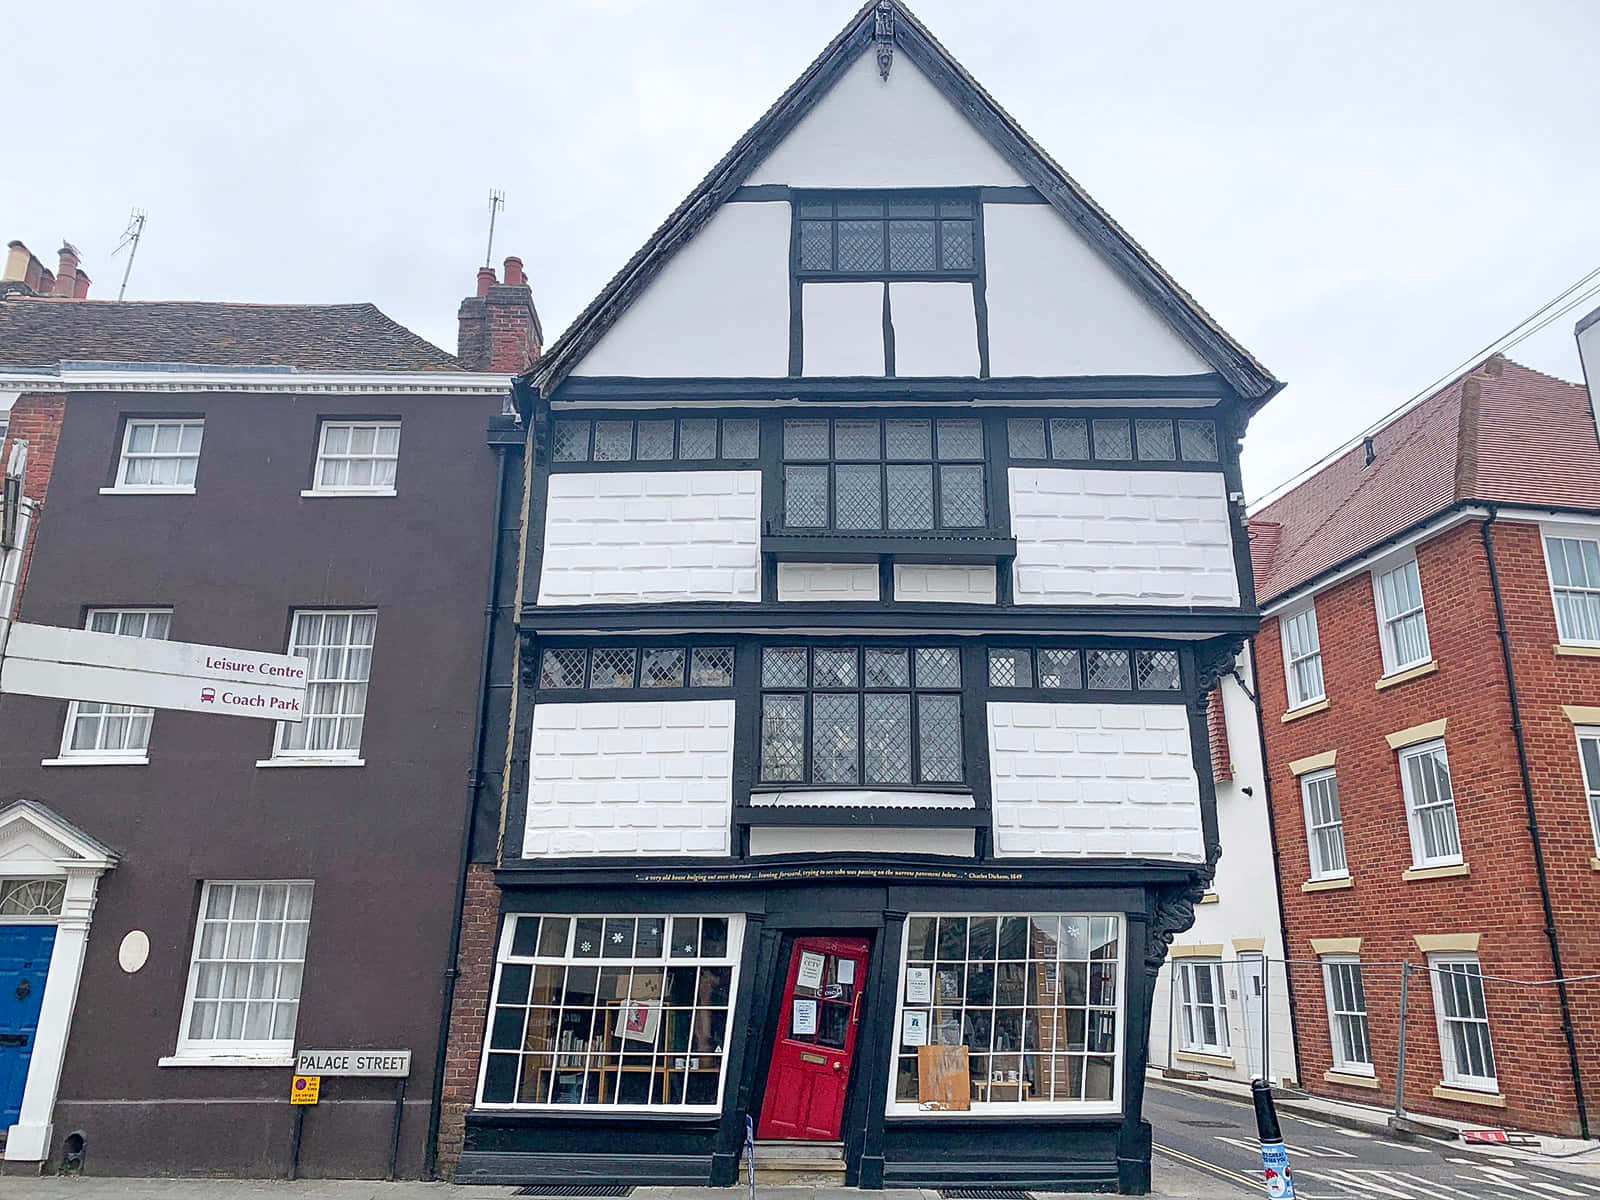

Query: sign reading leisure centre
[0,622,309,721]
[295,1049,411,1078]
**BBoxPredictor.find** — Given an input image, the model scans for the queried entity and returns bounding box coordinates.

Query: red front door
[756,935,871,1141]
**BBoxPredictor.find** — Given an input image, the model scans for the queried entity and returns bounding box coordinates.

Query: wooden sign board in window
[917,1044,970,1111]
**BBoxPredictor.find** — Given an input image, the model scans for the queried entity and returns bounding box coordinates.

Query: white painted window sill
[299,488,397,499]
[159,1054,295,1068]
[100,486,196,496]
[42,755,149,767]
[1174,1049,1235,1068]
[256,757,365,769]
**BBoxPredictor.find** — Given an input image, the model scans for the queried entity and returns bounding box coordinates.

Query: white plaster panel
[888,283,979,377]
[983,205,1212,377]
[523,700,735,858]
[537,470,762,606]
[776,561,879,601]
[572,202,791,378]
[748,826,975,857]
[803,282,885,376]
[892,564,996,604]
[747,51,1027,188]
[987,701,1204,861]
[1007,467,1239,607]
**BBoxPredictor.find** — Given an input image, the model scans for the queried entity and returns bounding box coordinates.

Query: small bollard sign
[290,1075,320,1105]
[294,1049,411,1077]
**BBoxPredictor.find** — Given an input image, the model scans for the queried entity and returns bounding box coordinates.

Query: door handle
[850,990,861,1026]
[832,1061,842,1071]
[0,1034,26,1047]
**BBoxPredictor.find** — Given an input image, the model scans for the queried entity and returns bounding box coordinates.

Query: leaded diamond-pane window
[1091,419,1132,460]
[641,647,686,688]
[678,418,718,460]
[1177,420,1220,462]
[590,647,637,688]
[690,647,735,689]
[759,646,964,787]
[635,420,675,461]
[1135,419,1177,461]
[537,647,734,692]
[1134,649,1181,691]
[1007,419,1047,460]
[1085,649,1133,691]
[780,417,989,533]
[795,193,980,278]
[986,647,1176,694]
[721,419,759,460]
[1038,649,1082,690]
[988,649,1032,688]
[549,417,756,465]
[1049,418,1090,460]
[540,649,587,690]
[593,421,633,462]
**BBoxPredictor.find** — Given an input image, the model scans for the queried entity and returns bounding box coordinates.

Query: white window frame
[109,418,204,494]
[1428,953,1498,1093]
[1321,956,1373,1076]
[1279,602,1325,709]
[475,913,745,1113]
[1574,727,1600,856]
[304,420,401,497]
[1542,528,1600,647]
[1371,555,1431,674]
[269,610,376,763]
[1398,738,1462,868]
[1176,958,1229,1057]
[1300,768,1348,880]
[886,913,1126,1117]
[172,880,313,1064]
[55,608,173,764]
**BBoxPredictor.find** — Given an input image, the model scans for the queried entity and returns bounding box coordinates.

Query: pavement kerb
[1146,1071,1453,1142]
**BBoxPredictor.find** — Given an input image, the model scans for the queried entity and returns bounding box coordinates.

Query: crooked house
[447,2,1280,1192]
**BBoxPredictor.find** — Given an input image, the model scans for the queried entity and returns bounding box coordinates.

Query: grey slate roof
[0,298,461,371]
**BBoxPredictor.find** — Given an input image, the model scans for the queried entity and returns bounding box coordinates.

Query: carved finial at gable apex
[874,0,895,80]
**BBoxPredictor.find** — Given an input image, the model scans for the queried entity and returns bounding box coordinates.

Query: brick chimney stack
[457,256,542,374]
[1,240,89,300]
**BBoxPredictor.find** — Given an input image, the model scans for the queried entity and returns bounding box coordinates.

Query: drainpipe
[424,437,513,1177]
[1480,507,1590,1138]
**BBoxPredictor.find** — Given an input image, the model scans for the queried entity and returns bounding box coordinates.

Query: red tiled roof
[1249,356,1600,604]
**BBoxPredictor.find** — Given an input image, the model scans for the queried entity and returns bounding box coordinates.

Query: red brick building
[1251,355,1600,1136]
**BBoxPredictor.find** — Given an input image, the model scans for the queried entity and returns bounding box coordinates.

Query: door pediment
[0,800,117,877]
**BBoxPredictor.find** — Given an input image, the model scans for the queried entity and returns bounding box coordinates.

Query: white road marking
[1312,1168,1419,1197]
[1369,1169,1475,1198]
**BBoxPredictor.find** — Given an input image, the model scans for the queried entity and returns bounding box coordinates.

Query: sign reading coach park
[295,1049,411,1078]
[0,622,309,721]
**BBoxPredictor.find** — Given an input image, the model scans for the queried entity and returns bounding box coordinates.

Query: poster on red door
[797,951,825,990]
[793,998,818,1035]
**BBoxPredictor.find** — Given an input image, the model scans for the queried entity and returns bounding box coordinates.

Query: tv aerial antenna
[111,208,147,300]
[484,189,505,268]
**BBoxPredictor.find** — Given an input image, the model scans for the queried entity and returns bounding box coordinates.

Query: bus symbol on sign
[200,687,216,704]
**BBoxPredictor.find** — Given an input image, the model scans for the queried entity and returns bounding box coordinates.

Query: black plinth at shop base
[456,871,1177,1194]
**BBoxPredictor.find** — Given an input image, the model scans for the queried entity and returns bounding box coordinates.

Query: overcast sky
[11,0,1599,498]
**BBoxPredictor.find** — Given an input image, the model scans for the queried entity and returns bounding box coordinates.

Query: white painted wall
[1579,318,1600,444]
[984,204,1211,378]
[776,561,879,601]
[748,50,1028,189]
[748,826,975,857]
[537,470,761,606]
[522,700,735,858]
[1148,650,1299,1085]
[892,564,996,604]
[572,202,791,378]
[889,282,979,377]
[1008,467,1239,607]
[803,282,885,376]
[987,701,1204,861]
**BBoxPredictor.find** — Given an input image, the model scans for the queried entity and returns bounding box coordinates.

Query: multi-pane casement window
[779,417,989,535]
[115,419,203,491]
[1176,960,1229,1056]
[1279,604,1324,708]
[551,416,759,466]
[758,645,963,788]
[478,914,743,1110]
[1003,415,1220,466]
[987,646,1180,693]
[795,193,978,280]
[60,608,172,760]
[1300,769,1348,880]
[273,611,376,760]
[1429,954,1497,1092]
[1575,728,1600,854]
[890,914,1123,1113]
[175,881,312,1060]
[1545,534,1600,645]
[1398,739,1461,867]
[537,644,736,693]
[1373,557,1430,673]
[1321,957,1372,1075]
[311,421,400,493]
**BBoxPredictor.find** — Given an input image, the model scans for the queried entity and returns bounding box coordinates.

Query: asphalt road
[1146,1081,1600,1199]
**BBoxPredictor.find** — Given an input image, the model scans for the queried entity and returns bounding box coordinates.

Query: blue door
[0,925,55,1127]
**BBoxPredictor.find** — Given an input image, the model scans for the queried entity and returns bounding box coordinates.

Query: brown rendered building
[1250,355,1600,1136]
[0,255,536,1175]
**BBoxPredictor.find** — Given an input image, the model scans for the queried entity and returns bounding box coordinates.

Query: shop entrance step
[742,1139,848,1185]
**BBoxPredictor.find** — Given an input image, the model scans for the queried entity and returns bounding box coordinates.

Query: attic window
[794,193,979,280]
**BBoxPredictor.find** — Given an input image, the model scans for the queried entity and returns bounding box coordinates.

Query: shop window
[272,611,376,761]
[311,420,400,493]
[1176,959,1229,1055]
[478,914,744,1110]
[60,608,171,761]
[889,914,1123,1113]
[1321,957,1372,1074]
[176,881,313,1060]
[759,645,962,787]
[1429,954,1497,1093]
[113,418,203,491]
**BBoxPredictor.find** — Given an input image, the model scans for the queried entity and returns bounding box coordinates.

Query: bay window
[478,914,743,1110]
[890,914,1123,1113]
